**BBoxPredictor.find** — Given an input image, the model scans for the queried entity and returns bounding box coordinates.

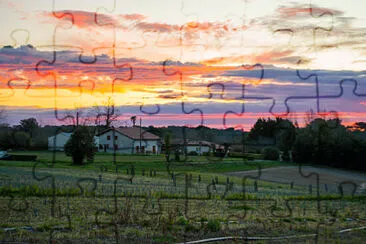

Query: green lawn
[2,150,293,174]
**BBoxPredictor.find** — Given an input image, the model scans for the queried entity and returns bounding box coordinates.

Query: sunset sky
[0,0,366,129]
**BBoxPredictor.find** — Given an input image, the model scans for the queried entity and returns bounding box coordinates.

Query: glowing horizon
[0,0,365,128]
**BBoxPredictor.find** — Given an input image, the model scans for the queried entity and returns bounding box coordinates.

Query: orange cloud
[202,50,294,66]
[44,10,119,28]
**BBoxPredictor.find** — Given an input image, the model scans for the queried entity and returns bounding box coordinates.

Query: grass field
[1,151,365,243]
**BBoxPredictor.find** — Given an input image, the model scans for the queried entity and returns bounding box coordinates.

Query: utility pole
[140,117,142,154]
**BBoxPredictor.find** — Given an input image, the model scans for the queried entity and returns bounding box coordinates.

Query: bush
[64,127,96,165]
[13,131,31,149]
[261,146,279,160]
[30,137,48,150]
[207,219,221,232]
[0,132,15,149]
[176,216,188,226]
[188,151,198,156]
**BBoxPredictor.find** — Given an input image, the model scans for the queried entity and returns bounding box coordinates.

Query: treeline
[292,119,366,171]
[0,119,78,150]
[1,117,365,171]
[248,117,366,171]
[0,119,244,151]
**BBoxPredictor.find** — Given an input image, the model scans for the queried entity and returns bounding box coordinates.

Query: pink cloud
[203,50,295,66]
[136,22,179,33]
[121,13,147,21]
[278,5,343,18]
[43,10,119,28]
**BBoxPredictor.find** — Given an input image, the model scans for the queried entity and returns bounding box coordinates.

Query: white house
[48,133,99,151]
[98,127,161,155]
[185,141,216,155]
[48,132,72,151]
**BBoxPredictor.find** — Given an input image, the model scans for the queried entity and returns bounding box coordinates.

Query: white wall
[98,130,134,154]
[133,140,160,155]
[98,130,160,155]
[48,133,70,151]
[186,145,210,155]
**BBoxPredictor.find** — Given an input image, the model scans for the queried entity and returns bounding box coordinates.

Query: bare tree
[93,97,119,128]
[65,104,91,126]
[304,109,316,126]
[130,116,136,127]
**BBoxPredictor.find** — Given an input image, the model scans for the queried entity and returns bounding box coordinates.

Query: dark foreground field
[1,151,365,243]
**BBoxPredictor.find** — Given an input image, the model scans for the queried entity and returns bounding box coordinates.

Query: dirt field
[227,166,366,194]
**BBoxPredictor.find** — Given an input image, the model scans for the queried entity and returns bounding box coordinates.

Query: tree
[347,122,366,132]
[13,131,31,149]
[19,118,39,137]
[93,97,119,128]
[291,118,366,170]
[0,107,6,125]
[249,118,278,139]
[0,131,15,149]
[64,127,96,165]
[130,116,136,127]
[249,117,296,157]
[164,133,172,160]
[261,146,280,160]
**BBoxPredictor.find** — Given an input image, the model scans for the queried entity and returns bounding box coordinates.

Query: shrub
[176,216,188,226]
[64,127,96,165]
[207,219,221,232]
[261,146,279,160]
[188,151,198,156]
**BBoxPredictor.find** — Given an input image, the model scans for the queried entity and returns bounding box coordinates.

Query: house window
[136,146,139,153]
[141,146,145,152]
[114,136,118,140]
[107,135,111,140]
[114,144,118,150]
[153,145,156,153]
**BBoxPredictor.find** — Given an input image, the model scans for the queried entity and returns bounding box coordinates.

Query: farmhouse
[48,132,99,151]
[47,132,72,151]
[98,127,161,155]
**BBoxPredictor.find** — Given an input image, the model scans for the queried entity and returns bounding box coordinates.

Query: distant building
[48,132,72,151]
[170,140,222,156]
[98,127,161,155]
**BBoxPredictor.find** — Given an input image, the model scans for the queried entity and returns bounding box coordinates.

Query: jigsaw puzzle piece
[284,68,366,123]
[50,0,116,63]
[318,79,366,119]
[180,0,249,64]
[33,47,133,124]
[271,1,335,49]
[222,64,275,129]
[0,44,55,104]
[95,174,135,243]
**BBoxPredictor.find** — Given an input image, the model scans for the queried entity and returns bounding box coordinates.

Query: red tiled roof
[99,127,160,140]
